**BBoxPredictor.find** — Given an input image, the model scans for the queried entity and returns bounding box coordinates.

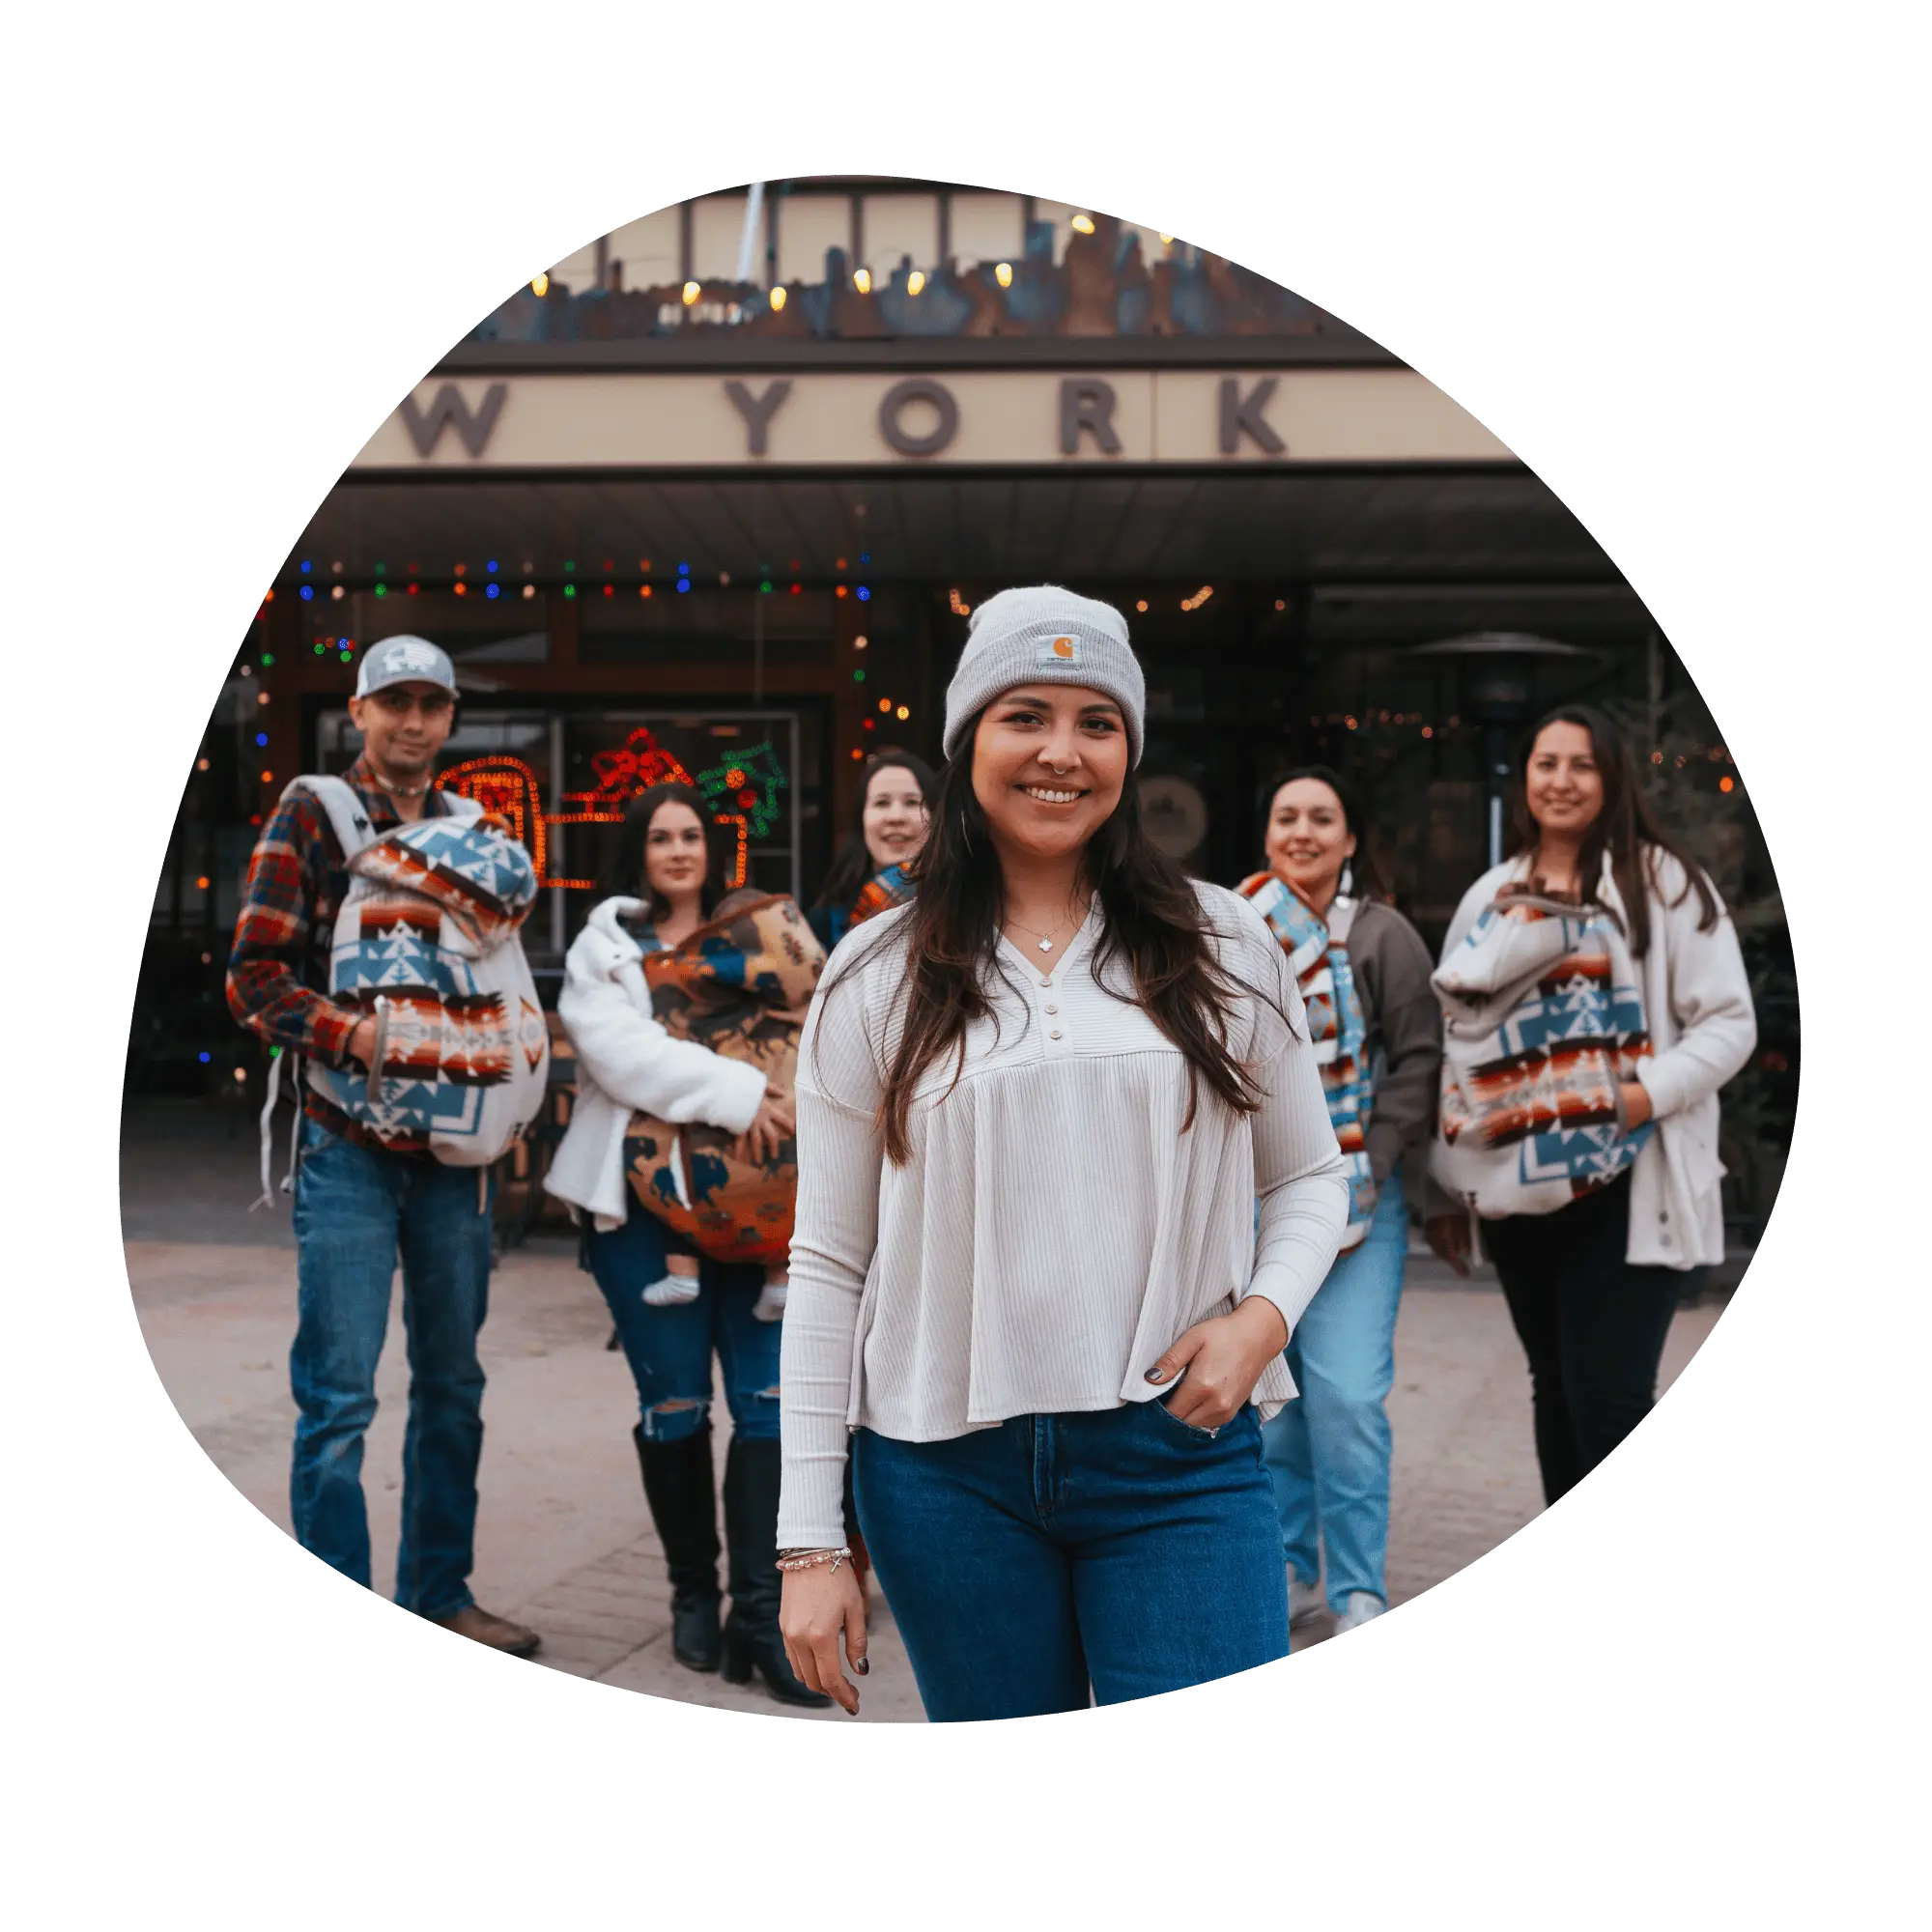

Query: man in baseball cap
[343,636,459,813]
[355,632,458,701]
[227,633,543,1660]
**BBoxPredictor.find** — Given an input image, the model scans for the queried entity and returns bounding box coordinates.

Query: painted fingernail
[854,1657,870,1675]
[1144,1367,1169,1383]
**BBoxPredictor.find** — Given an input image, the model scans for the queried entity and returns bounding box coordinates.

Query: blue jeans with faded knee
[584,1208,780,1443]
[288,1116,495,1620]
[1262,1165,1408,1609]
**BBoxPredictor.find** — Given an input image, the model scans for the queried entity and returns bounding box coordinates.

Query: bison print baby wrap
[1429,885,1652,1216]
[297,774,548,1165]
[623,891,826,1264]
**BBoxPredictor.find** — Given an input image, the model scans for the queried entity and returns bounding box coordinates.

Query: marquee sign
[355,368,1511,470]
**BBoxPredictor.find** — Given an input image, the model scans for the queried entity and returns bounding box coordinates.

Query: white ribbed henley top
[776,881,1350,1548]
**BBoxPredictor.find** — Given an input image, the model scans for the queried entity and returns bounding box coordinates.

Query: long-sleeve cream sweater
[777,882,1350,1549]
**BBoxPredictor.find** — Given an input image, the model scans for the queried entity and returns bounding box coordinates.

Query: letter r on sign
[1059,380,1122,456]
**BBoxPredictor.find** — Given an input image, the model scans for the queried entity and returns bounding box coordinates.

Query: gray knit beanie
[941,585,1146,767]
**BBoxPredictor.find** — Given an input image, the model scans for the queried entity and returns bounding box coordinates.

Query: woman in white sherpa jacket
[1426,703,1756,1505]
[545,785,825,1706]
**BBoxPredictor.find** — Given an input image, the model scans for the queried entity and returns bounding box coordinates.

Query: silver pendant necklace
[1005,904,1085,954]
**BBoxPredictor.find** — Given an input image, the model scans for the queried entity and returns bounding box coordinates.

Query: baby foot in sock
[642,1274,702,1308]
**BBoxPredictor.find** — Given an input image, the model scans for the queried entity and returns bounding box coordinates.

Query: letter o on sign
[877,378,959,458]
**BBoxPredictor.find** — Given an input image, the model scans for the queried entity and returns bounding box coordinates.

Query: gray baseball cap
[355,634,458,699]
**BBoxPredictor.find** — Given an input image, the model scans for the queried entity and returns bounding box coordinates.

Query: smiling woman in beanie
[773,585,1350,1721]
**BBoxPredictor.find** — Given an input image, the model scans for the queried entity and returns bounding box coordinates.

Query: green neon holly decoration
[696,740,788,841]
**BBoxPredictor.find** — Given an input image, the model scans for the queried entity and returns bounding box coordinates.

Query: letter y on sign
[724,380,794,457]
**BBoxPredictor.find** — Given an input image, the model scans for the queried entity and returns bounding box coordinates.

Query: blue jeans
[852,1400,1291,1721]
[584,1208,781,1443]
[288,1117,495,1620]
[1262,1166,1408,1609]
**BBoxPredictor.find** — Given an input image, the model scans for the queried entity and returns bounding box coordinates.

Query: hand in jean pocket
[1143,1295,1288,1432]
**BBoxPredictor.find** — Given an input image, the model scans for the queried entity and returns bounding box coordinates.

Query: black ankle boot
[633,1422,723,1672]
[720,1435,833,1708]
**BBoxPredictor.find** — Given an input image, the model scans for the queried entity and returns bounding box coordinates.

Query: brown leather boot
[429,1604,542,1659]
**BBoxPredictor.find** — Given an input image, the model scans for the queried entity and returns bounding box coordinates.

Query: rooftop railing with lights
[467,191,1379,350]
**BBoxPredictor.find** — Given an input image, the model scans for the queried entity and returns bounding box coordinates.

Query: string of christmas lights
[269,550,880,607]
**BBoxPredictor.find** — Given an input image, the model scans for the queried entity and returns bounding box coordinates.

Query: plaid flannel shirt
[226,755,457,1151]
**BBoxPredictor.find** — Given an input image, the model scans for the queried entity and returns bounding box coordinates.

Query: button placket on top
[999,904,1100,1060]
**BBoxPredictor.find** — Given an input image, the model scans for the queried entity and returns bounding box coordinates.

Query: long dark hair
[1262,763,1390,900]
[811,749,939,913]
[1513,703,1718,956]
[602,782,732,929]
[836,709,1287,1166]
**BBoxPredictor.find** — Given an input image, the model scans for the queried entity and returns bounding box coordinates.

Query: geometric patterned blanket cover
[347,812,539,949]
[623,891,826,1264]
[308,815,546,1145]
[1238,870,1378,1249]
[1434,889,1653,1210]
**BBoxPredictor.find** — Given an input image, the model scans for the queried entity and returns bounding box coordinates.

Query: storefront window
[314,706,803,971]
[554,712,803,922]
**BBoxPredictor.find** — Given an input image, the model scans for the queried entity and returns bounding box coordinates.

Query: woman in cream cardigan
[545,785,824,1705]
[1426,703,1756,1504]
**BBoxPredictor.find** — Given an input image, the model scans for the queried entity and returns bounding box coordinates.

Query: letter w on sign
[401,383,508,458]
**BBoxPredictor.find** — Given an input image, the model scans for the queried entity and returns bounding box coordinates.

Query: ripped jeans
[584,1208,781,1443]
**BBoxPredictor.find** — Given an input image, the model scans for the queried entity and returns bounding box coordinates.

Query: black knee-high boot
[633,1422,723,1672]
[720,1435,832,1707]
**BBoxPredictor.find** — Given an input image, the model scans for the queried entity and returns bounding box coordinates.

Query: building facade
[145,176,1788,1234]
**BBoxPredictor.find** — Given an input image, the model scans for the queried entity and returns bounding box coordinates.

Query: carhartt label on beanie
[943,585,1146,765]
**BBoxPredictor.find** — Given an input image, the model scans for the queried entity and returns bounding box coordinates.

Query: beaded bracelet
[775,1548,853,1576]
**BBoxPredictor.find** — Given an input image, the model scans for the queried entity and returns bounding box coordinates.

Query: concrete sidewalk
[124,1223,1722,1723]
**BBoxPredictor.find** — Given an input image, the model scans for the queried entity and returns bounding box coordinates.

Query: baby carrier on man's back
[622,890,825,1264]
[293,774,550,1165]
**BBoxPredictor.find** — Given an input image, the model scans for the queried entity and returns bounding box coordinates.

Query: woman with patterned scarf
[1238,767,1441,1635]
[1425,705,1756,1505]
[808,750,935,952]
